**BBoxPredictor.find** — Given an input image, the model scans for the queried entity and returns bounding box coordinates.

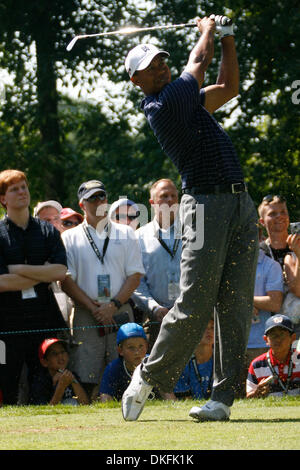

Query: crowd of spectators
[0,170,299,406]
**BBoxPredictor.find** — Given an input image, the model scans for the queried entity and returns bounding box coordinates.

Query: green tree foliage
[0,0,145,203]
[223,0,300,218]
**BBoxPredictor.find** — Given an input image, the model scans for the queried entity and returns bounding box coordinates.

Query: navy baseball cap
[77,180,106,202]
[117,322,147,345]
[264,314,295,335]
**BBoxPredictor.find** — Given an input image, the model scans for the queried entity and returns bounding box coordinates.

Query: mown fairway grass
[0,397,299,450]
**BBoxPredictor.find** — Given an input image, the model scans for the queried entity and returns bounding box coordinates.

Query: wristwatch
[110,298,122,309]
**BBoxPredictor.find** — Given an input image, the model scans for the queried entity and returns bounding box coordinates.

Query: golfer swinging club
[122,15,259,421]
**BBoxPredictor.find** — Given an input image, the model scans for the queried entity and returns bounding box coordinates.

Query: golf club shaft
[67,23,197,51]
[66,18,232,51]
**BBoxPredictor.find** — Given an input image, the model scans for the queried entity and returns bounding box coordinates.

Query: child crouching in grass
[97,323,148,402]
[246,315,300,398]
[29,338,89,405]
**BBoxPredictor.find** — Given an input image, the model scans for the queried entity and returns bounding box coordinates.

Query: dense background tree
[223,0,300,218]
[0,0,299,219]
[0,1,130,201]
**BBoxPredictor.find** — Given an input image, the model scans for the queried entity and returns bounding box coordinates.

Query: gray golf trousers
[141,191,259,406]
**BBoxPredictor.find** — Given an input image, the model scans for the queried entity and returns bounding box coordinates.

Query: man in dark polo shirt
[0,169,67,404]
[122,16,259,421]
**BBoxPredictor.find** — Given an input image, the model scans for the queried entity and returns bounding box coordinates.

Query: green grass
[0,397,299,450]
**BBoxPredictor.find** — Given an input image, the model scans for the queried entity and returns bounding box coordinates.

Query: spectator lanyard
[82,222,110,264]
[266,350,293,394]
[158,230,180,259]
[191,355,212,399]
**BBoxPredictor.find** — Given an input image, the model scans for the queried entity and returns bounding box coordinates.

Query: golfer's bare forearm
[185,28,215,85]
[216,36,239,98]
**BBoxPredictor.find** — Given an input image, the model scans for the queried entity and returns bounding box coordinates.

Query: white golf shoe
[122,364,153,421]
[189,400,231,421]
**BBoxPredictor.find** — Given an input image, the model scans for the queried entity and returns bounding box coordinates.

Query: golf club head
[66,36,79,51]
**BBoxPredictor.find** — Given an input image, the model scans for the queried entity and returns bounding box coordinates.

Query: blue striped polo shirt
[141,72,244,188]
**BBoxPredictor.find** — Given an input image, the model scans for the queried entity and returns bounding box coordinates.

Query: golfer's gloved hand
[209,14,234,38]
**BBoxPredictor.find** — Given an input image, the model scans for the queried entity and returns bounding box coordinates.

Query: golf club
[66,17,232,51]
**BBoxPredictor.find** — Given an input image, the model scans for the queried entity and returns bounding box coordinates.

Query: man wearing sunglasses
[109,198,140,231]
[258,196,290,268]
[61,180,145,400]
[60,207,83,231]
[258,195,300,282]
[258,195,300,337]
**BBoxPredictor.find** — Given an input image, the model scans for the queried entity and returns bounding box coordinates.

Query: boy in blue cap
[97,323,148,402]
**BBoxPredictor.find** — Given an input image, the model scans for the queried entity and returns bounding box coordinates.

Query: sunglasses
[62,220,81,227]
[262,194,286,203]
[115,211,140,221]
[86,193,106,203]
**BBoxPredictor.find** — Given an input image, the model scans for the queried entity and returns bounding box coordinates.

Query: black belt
[182,182,247,195]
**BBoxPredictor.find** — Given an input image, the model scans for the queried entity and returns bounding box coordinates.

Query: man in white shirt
[132,178,181,349]
[61,180,145,399]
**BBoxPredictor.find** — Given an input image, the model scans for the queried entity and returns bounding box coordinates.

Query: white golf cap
[125,44,169,78]
[33,200,63,217]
